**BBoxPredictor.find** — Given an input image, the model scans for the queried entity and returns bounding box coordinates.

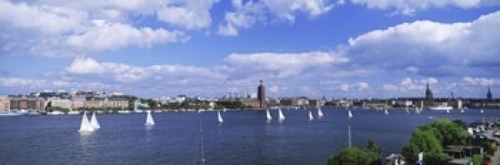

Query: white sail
[405,107,410,114]
[308,111,313,121]
[446,109,450,113]
[480,109,484,113]
[90,112,100,129]
[266,109,272,121]
[217,111,223,123]
[78,111,94,133]
[460,108,464,113]
[145,110,155,126]
[317,107,323,118]
[384,109,389,115]
[278,108,285,121]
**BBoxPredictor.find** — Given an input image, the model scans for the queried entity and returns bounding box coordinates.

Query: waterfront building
[106,97,129,109]
[84,96,130,110]
[71,96,86,109]
[294,97,309,106]
[268,98,280,107]
[50,98,72,110]
[364,99,390,109]
[392,99,413,107]
[241,99,261,108]
[257,80,266,108]
[9,96,45,111]
[85,97,106,109]
[308,99,321,107]
[279,98,293,106]
[0,96,10,111]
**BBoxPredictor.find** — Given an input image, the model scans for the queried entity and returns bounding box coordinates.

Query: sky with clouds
[1,0,500,99]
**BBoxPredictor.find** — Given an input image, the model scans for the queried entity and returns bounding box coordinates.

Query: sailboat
[317,107,324,118]
[308,111,314,121]
[266,109,272,121]
[446,109,450,113]
[278,108,285,121]
[384,109,389,115]
[405,107,410,114]
[460,108,464,113]
[415,107,421,114]
[217,111,223,124]
[78,111,95,133]
[145,110,155,126]
[480,109,484,113]
[90,112,100,129]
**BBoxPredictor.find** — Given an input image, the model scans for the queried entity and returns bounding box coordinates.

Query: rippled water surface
[0,108,496,165]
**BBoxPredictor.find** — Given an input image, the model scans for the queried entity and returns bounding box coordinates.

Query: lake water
[0,108,496,165]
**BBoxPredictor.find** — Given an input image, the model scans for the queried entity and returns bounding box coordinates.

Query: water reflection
[77,131,96,164]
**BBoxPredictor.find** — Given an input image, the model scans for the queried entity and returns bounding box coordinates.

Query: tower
[487,85,493,101]
[257,80,266,108]
[424,81,433,108]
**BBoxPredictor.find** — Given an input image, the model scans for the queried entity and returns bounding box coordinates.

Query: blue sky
[1,0,500,99]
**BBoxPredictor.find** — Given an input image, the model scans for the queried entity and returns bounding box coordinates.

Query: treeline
[328,138,382,165]
[328,119,496,165]
[401,119,469,164]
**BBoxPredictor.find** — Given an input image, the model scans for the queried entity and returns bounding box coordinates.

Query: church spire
[424,81,433,108]
[487,84,493,101]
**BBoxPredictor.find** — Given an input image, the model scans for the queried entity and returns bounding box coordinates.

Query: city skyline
[1,1,500,99]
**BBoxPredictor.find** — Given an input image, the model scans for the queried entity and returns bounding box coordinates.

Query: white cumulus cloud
[66,57,105,74]
[462,76,499,86]
[351,0,499,15]
[65,57,227,83]
[0,77,47,88]
[345,11,500,78]
[383,84,399,91]
[157,0,219,30]
[223,51,348,78]
[0,0,192,57]
[66,20,185,52]
[218,0,334,36]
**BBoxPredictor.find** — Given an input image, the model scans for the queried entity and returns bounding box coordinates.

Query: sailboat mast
[347,109,353,148]
[195,123,205,165]
[200,127,205,165]
[348,118,352,148]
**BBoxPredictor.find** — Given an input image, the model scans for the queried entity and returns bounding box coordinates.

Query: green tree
[402,127,443,164]
[329,138,382,165]
[402,142,420,164]
[428,119,469,147]
[328,147,380,165]
[402,119,469,164]
[367,137,381,155]
[483,141,497,155]
[452,119,467,129]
